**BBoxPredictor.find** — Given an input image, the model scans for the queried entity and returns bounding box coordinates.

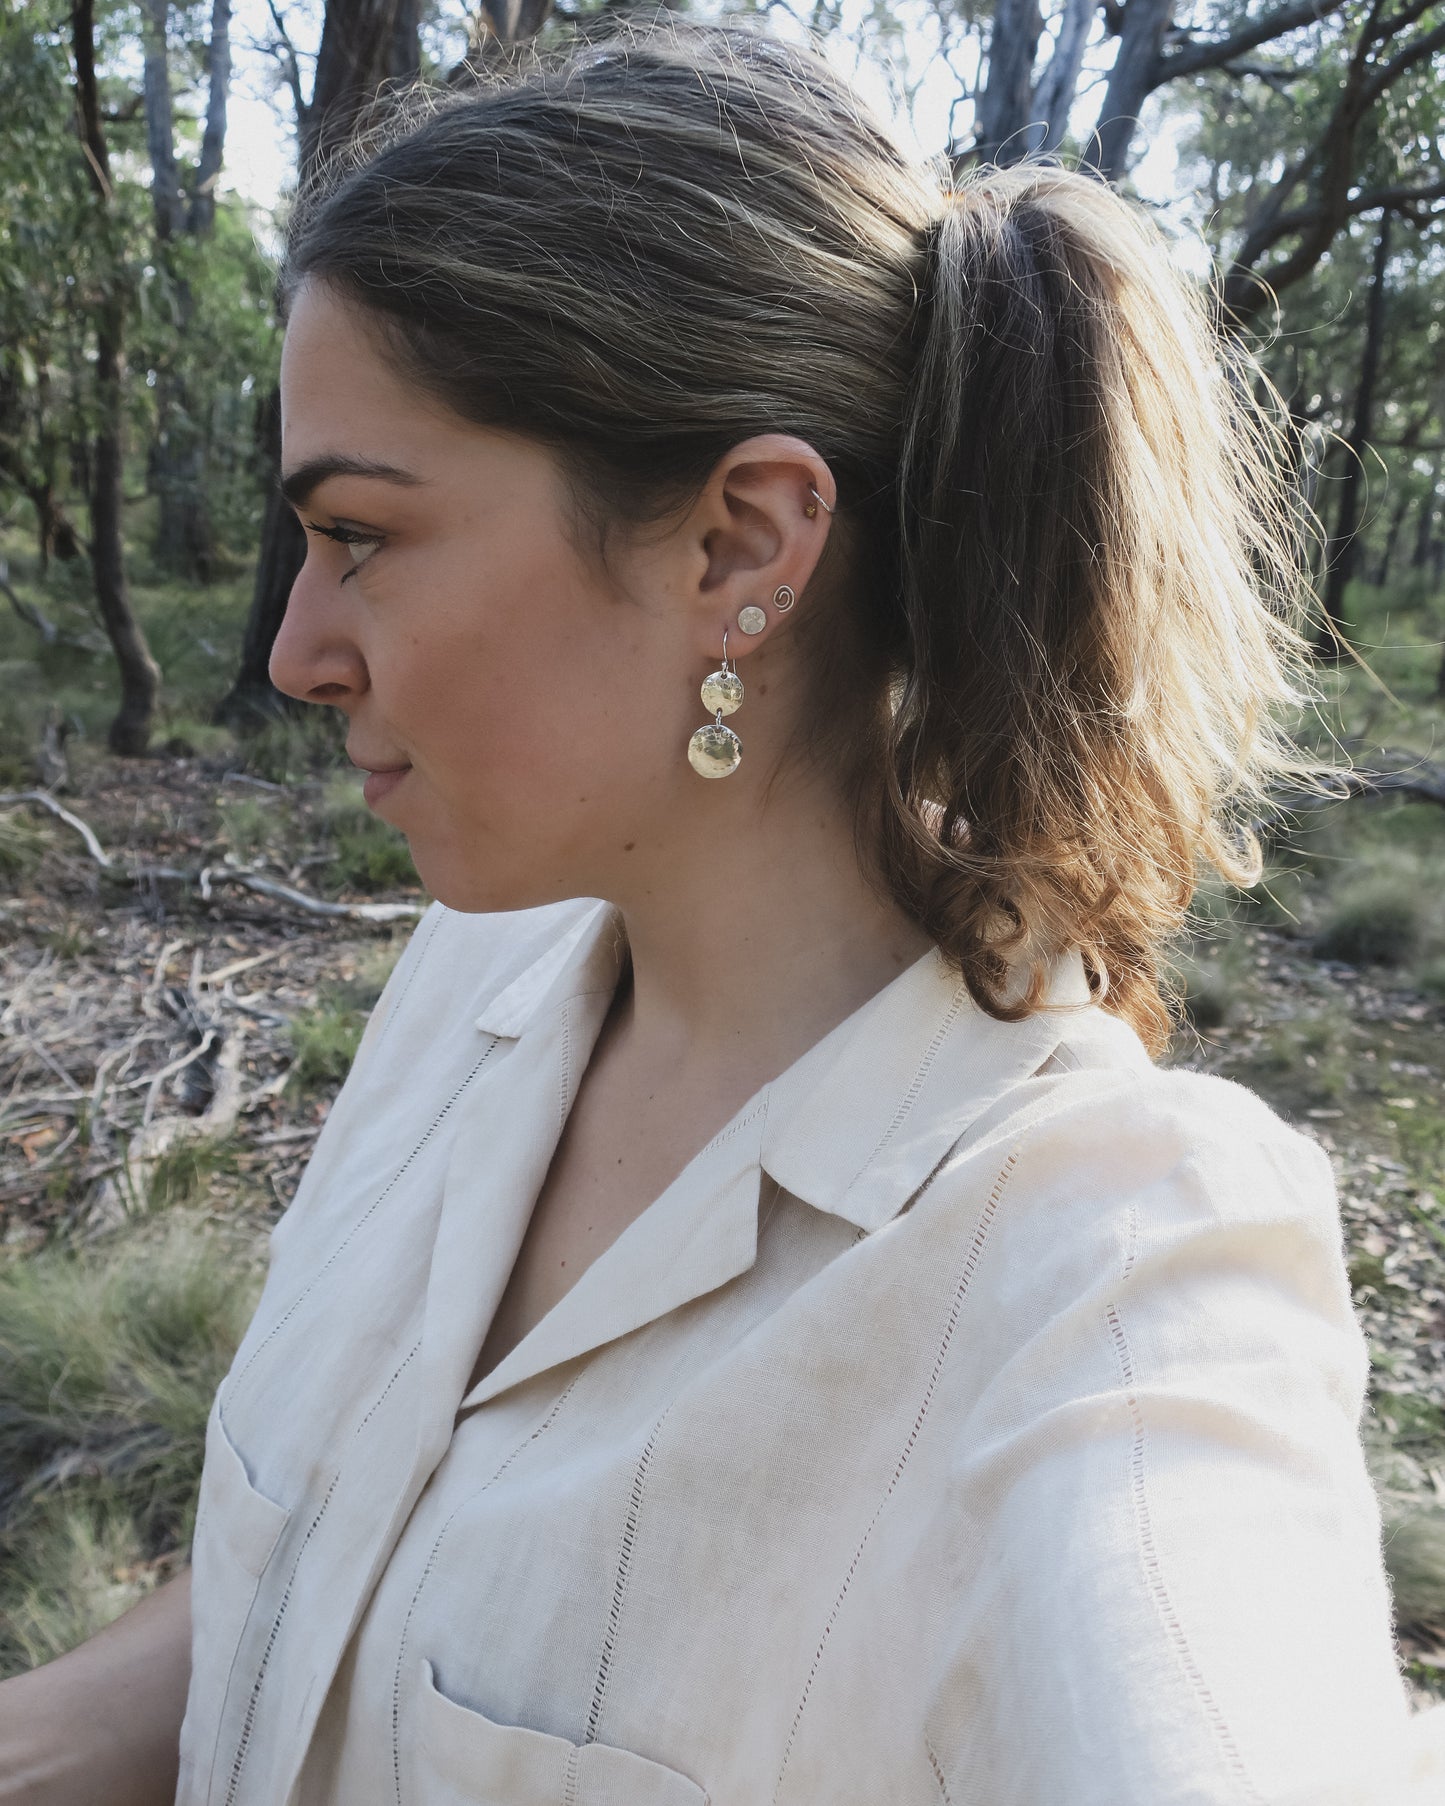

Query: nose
[268,549,368,708]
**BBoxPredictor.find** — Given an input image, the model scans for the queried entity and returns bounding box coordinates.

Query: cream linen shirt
[175,896,1438,1806]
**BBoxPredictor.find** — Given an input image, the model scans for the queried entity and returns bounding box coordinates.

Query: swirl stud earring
[687,627,744,779]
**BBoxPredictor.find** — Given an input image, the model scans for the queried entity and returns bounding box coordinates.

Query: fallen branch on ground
[0,789,425,924]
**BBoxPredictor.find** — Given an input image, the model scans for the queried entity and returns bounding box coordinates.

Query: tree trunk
[142,0,219,579]
[974,0,1044,163]
[1316,211,1392,660]
[223,0,422,720]
[218,390,305,724]
[73,0,162,753]
[188,0,232,239]
[141,0,183,240]
[1413,455,1440,570]
[1373,487,1410,587]
[92,308,163,753]
[1085,0,1174,181]
[1033,0,1099,155]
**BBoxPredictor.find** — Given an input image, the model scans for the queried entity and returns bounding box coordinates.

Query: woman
[3,19,1439,1805]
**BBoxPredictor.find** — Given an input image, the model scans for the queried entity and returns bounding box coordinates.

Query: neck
[597,772,935,1094]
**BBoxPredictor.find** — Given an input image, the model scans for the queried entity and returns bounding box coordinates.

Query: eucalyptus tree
[138,0,235,578]
[72,0,164,754]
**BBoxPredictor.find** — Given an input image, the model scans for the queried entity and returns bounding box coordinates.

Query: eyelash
[304,520,384,583]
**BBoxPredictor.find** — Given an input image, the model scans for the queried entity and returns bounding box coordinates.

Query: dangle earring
[687,626,744,779]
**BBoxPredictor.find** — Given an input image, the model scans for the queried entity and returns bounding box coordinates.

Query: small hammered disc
[737,605,767,635]
[700,669,744,716]
[688,722,742,778]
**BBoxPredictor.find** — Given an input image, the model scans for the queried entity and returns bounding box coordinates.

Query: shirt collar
[472,897,1098,1235]
[473,899,627,1039]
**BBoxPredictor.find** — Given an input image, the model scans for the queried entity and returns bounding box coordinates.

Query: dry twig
[0,789,424,924]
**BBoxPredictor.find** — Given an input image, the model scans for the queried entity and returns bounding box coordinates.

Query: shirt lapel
[417,901,1108,1418]
[459,1093,768,1409]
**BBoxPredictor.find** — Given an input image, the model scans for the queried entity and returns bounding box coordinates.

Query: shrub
[1241,1005,1353,1108]
[0,808,50,884]
[1312,874,1428,968]
[217,795,277,863]
[145,1136,241,1212]
[321,777,417,894]
[0,1217,264,1672]
[287,1004,365,1091]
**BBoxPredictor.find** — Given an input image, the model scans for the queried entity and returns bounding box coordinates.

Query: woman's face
[272,281,716,913]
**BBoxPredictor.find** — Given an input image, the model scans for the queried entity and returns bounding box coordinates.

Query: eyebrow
[279,455,424,511]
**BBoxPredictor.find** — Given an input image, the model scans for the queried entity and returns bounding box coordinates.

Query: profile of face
[271,281,831,914]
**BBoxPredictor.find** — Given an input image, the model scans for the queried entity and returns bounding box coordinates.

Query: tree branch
[1259,175,1445,238]
[263,0,308,132]
[1361,13,1445,108]
[1157,0,1342,83]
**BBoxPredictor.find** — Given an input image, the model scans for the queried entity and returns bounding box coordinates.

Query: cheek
[371,548,674,804]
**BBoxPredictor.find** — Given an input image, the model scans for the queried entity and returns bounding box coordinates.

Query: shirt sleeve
[921,1069,1420,1806]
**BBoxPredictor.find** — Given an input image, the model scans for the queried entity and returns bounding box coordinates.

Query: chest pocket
[177,1390,292,1804]
[415,1660,708,1806]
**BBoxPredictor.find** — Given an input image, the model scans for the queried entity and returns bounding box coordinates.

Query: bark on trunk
[974,0,1045,163]
[1086,0,1174,180]
[1413,455,1439,570]
[1033,0,1098,155]
[219,393,305,723]
[188,0,232,239]
[74,0,162,751]
[1373,488,1411,587]
[142,0,222,579]
[223,0,422,719]
[91,308,162,754]
[1316,212,1392,659]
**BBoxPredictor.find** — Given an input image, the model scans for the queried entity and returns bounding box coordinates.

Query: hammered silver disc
[687,722,741,778]
[700,669,744,716]
[737,605,767,635]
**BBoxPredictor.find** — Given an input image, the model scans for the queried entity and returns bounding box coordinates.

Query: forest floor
[3,740,1445,1701]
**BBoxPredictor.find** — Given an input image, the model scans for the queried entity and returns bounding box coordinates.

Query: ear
[685,434,836,662]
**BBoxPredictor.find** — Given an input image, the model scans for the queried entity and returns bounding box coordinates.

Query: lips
[357,764,411,808]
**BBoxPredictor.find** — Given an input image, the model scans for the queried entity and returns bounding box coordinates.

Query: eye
[304,520,385,583]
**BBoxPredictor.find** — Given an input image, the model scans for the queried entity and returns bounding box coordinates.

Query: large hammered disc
[687,722,741,778]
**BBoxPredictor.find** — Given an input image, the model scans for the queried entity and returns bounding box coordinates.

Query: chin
[408,847,582,919]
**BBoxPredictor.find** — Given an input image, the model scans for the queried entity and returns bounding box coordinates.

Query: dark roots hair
[285,17,1318,1056]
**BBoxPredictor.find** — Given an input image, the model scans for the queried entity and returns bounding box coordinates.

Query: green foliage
[0,809,50,884]
[287,1006,366,1091]
[1313,872,1429,967]
[0,1217,263,1672]
[239,711,349,786]
[217,795,274,863]
[286,942,402,1091]
[322,776,418,894]
[145,1137,242,1212]
[1239,1001,1355,1109]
